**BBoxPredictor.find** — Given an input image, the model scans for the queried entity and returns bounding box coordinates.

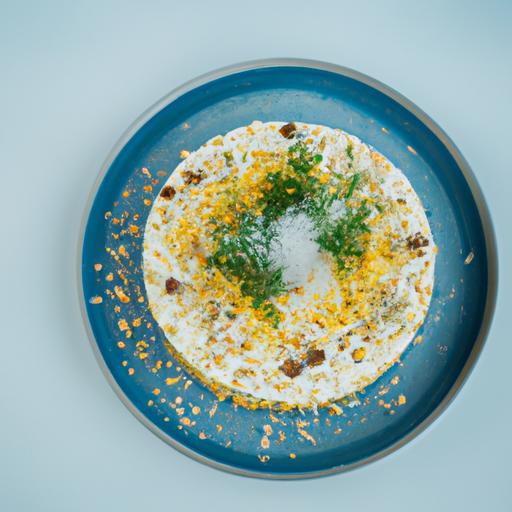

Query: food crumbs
[114,286,130,303]
[464,251,474,265]
[298,428,316,446]
[118,319,129,331]
[209,402,218,418]
[260,435,270,449]
[414,335,423,345]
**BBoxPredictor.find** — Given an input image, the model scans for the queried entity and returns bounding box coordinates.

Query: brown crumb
[407,232,429,250]
[305,348,325,368]
[279,358,303,378]
[182,170,204,185]
[165,277,181,294]
[160,185,176,200]
[279,122,297,139]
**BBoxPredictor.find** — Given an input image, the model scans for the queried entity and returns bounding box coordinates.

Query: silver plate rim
[77,58,498,480]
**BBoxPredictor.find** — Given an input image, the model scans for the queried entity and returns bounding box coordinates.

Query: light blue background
[0,1,510,510]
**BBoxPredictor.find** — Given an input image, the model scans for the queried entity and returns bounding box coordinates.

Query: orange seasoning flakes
[398,394,407,406]
[289,453,296,459]
[260,435,270,449]
[199,432,207,440]
[209,402,218,418]
[114,286,130,303]
[118,319,129,331]
[152,388,161,396]
[118,245,128,258]
[89,296,103,305]
[94,263,103,271]
[165,376,182,385]
[297,428,316,446]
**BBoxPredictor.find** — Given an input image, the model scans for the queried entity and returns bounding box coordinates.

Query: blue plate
[79,59,497,478]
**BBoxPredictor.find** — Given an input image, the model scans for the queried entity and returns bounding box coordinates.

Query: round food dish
[143,121,435,409]
[79,60,496,478]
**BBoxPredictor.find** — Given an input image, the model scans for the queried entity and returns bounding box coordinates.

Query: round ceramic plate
[79,59,497,478]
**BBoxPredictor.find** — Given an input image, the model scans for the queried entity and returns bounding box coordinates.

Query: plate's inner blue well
[82,66,489,476]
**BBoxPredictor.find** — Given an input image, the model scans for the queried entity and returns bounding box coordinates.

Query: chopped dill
[288,141,323,173]
[316,200,372,271]
[208,138,375,321]
[345,173,360,200]
[208,213,286,316]
[346,142,354,169]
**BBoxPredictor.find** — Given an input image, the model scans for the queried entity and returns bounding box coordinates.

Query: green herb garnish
[316,200,372,271]
[208,138,375,322]
[346,141,354,168]
[345,173,360,200]
[208,213,286,315]
[288,141,323,173]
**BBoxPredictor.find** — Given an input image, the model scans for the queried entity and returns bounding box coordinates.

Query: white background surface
[1,1,510,510]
